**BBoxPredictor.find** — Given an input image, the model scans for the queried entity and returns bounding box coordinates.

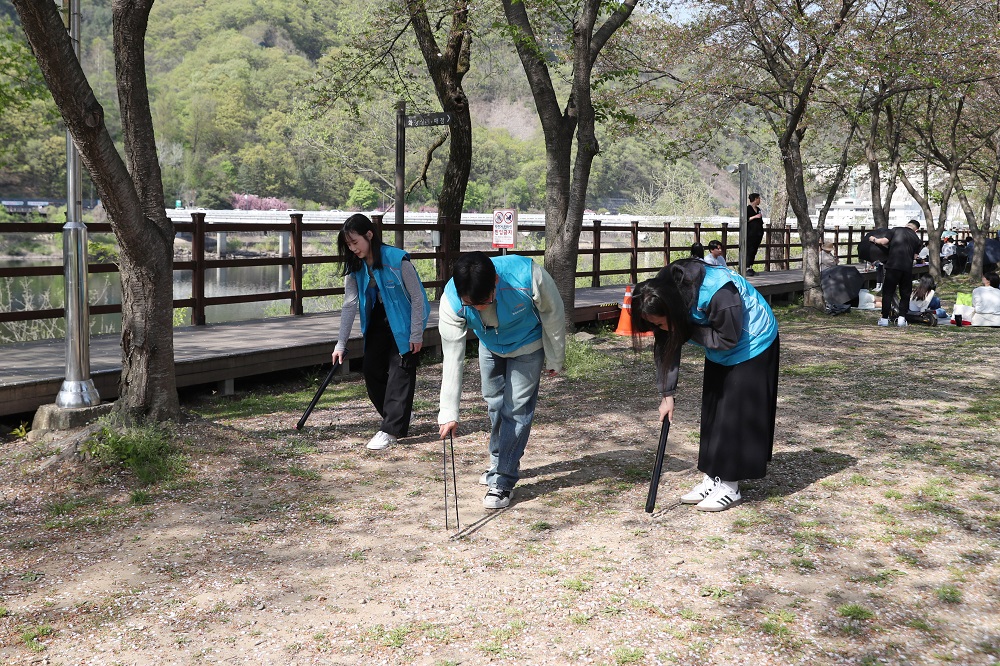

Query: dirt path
[2,310,998,665]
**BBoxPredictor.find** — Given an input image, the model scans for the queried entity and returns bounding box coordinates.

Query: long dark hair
[337,214,383,276]
[913,275,935,301]
[631,259,701,366]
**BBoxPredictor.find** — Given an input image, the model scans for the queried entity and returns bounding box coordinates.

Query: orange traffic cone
[615,284,652,337]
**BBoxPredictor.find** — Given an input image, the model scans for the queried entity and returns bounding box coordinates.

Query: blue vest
[444,255,542,354]
[355,245,430,354]
[689,266,778,365]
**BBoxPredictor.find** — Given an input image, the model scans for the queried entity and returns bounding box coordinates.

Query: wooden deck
[0,269,869,417]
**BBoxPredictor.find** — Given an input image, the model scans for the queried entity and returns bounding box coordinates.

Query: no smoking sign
[492,209,517,249]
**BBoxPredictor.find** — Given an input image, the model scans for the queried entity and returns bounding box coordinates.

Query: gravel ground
[1,307,998,665]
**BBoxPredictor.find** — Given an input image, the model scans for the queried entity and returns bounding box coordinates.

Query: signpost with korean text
[492,209,517,255]
[394,102,455,249]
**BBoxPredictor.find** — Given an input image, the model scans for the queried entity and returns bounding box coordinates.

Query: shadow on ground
[743,449,857,499]
[514,448,692,503]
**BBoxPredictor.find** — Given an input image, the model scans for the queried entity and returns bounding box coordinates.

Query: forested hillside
[0,0,743,214]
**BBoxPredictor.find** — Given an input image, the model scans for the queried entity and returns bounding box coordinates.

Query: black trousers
[881,268,912,319]
[746,224,765,270]
[698,335,780,481]
[362,301,418,437]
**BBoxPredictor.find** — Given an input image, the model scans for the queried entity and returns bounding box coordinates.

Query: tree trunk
[405,1,472,283]
[866,101,889,228]
[14,0,179,422]
[501,0,637,328]
[954,173,995,283]
[768,184,789,269]
[781,131,824,307]
[898,166,943,280]
[541,119,581,328]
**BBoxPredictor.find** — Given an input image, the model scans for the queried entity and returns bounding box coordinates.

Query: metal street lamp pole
[56,0,100,409]
[726,163,749,276]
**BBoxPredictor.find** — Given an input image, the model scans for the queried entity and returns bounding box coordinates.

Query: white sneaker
[696,482,743,512]
[680,475,717,505]
[479,471,490,486]
[877,318,890,327]
[897,316,908,327]
[483,487,513,509]
[366,431,397,450]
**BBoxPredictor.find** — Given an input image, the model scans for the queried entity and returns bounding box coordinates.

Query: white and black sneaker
[479,471,490,486]
[680,475,718,505]
[483,487,513,509]
[696,482,743,512]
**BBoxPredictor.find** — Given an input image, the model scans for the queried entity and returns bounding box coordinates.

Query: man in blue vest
[438,251,566,509]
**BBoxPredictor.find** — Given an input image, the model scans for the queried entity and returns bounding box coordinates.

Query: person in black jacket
[871,219,922,327]
[745,193,764,276]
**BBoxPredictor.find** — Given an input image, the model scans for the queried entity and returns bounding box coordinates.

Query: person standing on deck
[745,193,765,276]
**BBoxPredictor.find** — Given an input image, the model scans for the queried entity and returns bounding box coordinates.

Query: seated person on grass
[972,272,1000,327]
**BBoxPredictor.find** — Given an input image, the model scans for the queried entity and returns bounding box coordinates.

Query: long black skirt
[698,335,779,481]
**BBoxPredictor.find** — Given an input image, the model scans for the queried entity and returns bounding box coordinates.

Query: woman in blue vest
[332,214,430,450]
[631,258,779,512]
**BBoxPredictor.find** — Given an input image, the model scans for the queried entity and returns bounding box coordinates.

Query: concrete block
[31,401,113,434]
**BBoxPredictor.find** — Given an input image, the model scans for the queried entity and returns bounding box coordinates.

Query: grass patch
[21,624,54,652]
[562,336,617,379]
[287,465,321,481]
[700,586,731,600]
[783,362,848,377]
[761,619,791,637]
[195,382,367,420]
[563,578,590,592]
[612,646,645,664]
[82,423,186,485]
[936,584,962,603]
[44,497,87,516]
[851,569,905,587]
[837,603,874,620]
[130,489,153,506]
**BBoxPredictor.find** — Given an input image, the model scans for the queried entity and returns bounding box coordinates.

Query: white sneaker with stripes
[680,475,717,505]
[696,482,743,512]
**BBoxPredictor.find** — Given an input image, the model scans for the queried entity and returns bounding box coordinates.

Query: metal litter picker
[295,361,341,430]
[444,434,460,530]
[645,419,671,513]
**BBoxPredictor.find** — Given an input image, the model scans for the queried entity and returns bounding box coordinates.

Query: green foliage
[82,423,187,485]
[0,16,47,119]
[346,177,379,210]
[88,239,119,263]
[10,420,29,438]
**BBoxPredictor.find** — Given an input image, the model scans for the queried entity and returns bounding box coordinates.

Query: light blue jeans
[479,344,544,491]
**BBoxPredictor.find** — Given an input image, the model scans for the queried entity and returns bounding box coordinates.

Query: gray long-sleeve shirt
[335,259,426,352]
[657,283,743,397]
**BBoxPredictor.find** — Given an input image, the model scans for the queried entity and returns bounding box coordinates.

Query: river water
[1,258,300,344]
